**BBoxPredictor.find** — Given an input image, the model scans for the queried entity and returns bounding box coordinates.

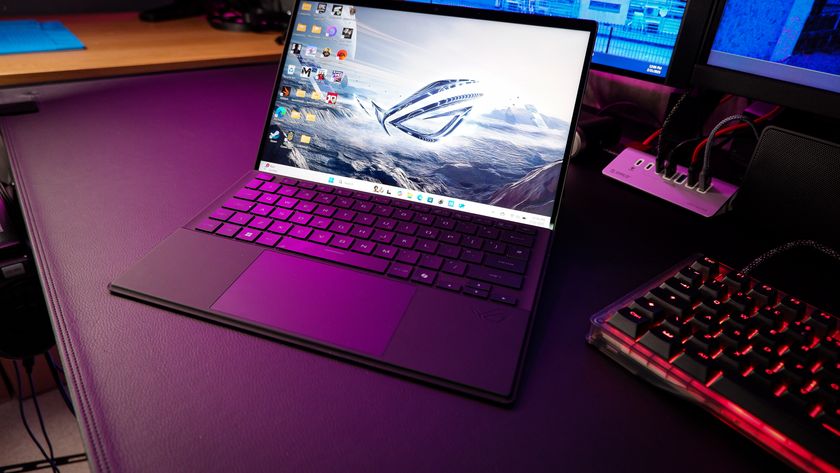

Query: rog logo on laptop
[371,79,482,142]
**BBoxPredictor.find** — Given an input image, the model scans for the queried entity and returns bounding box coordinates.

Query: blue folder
[0,20,85,55]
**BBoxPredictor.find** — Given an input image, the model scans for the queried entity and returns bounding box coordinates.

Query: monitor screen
[258,1,593,229]
[407,0,692,80]
[707,0,840,94]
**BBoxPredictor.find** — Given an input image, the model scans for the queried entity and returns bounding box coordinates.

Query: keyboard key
[251,204,274,217]
[690,256,719,279]
[297,190,316,200]
[506,246,530,260]
[215,223,241,237]
[441,231,461,245]
[649,287,693,316]
[315,184,334,193]
[387,263,412,279]
[290,212,313,225]
[396,222,418,235]
[722,272,752,293]
[466,265,522,289]
[276,238,388,273]
[352,240,375,255]
[248,217,272,230]
[417,226,439,239]
[288,226,312,239]
[418,254,443,270]
[639,325,683,359]
[245,178,263,189]
[255,232,281,247]
[608,307,652,339]
[437,244,460,259]
[297,202,317,213]
[298,181,316,190]
[394,209,414,221]
[490,292,517,305]
[279,177,298,185]
[330,235,354,250]
[229,212,252,226]
[674,346,718,382]
[461,249,483,264]
[395,249,420,265]
[314,194,335,205]
[196,219,221,233]
[236,229,261,242]
[394,236,416,249]
[484,254,526,274]
[411,268,437,285]
[315,205,337,217]
[350,226,373,239]
[309,230,333,245]
[310,216,332,229]
[269,208,293,221]
[456,222,477,235]
[268,221,292,235]
[630,297,666,321]
[278,186,298,197]
[436,277,462,292]
[234,188,261,201]
[500,231,534,247]
[675,267,703,286]
[372,230,395,244]
[463,287,489,298]
[374,245,397,259]
[355,214,377,226]
[222,198,254,212]
[255,172,273,181]
[463,236,483,250]
[484,241,506,255]
[466,280,492,291]
[330,221,352,234]
[374,218,397,230]
[335,209,356,221]
[257,193,280,205]
[478,226,499,239]
[416,239,438,254]
[260,182,280,193]
[373,205,394,217]
[442,259,466,276]
[209,208,234,221]
[277,197,299,209]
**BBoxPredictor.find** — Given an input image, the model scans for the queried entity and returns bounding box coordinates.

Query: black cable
[698,114,759,191]
[25,360,57,470]
[12,361,59,473]
[656,90,691,175]
[741,240,840,275]
[45,353,74,416]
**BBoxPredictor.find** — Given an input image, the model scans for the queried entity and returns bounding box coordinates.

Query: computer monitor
[405,0,712,85]
[693,0,840,119]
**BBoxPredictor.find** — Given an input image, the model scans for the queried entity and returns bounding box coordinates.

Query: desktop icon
[290,110,302,119]
[331,70,344,82]
[417,194,423,201]
[321,47,332,58]
[305,112,316,122]
[397,190,403,196]
[291,43,302,55]
[302,2,312,11]
[311,90,321,100]
[296,23,307,32]
[427,197,434,203]
[316,3,327,13]
[316,68,327,81]
[311,25,322,34]
[342,27,353,39]
[447,200,454,207]
[438,198,444,205]
[300,66,313,78]
[332,5,343,16]
[300,135,312,144]
[273,106,288,118]
[326,26,337,37]
[281,86,291,97]
[268,130,280,140]
[328,177,335,183]
[284,131,294,142]
[458,203,465,209]
[305,46,318,57]
[407,192,413,199]
[325,92,338,104]
[295,89,306,98]
[337,49,348,60]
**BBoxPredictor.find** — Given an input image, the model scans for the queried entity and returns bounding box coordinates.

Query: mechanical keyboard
[588,255,840,473]
[193,172,535,307]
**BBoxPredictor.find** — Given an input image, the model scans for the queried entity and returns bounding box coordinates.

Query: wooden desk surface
[0,13,283,86]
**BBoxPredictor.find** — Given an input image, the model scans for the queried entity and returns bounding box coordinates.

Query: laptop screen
[257,1,592,229]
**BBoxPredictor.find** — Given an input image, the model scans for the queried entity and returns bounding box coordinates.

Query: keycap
[639,325,683,359]
[411,268,437,285]
[277,238,388,273]
[196,219,221,233]
[255,172,273,181]
[484,255,527,274]
[236,229,261,242]
[690,256,719,279]
[255,232,281,247]
[674,346,718,382]
[374,245,396,259]
[288,226,313,239]
[222,198,254,212]
[777,296,806,321]
[463,287,489,298]
[209,208,234,221]
[436,277,461,292]
[648,287,692,316]
[442,259,466,276]
[500,231,533,247]
[607,307,652,339]
[234,188,261,201]
[722,272,752,292]
[418,254,443,270]
[268,221,292,235]
[490,292,517,305]
[352,240,375,255]
[215,223,241,237]
[466,265,523,289]
[395,249,420,264]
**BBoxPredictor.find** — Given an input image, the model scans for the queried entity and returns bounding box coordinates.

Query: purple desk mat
[0,66,789,473]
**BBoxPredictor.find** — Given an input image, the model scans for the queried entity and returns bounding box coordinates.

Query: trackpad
[211,251,415,356]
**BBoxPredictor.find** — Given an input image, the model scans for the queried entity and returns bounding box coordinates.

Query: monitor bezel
[254,0,598,229]
[692,0,840,119]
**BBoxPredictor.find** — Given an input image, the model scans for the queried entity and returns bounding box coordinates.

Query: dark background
[1,0,169,15]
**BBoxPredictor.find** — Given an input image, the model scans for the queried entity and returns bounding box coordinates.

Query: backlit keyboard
[193,172,536,306]
[588,255,840,473]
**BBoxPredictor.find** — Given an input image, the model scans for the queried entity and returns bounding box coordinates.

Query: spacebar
[276,238,389,273]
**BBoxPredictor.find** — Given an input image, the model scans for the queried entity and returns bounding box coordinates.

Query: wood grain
[0,13,283,86]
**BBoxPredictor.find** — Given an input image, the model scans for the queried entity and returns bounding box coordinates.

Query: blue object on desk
[0,20,85,55]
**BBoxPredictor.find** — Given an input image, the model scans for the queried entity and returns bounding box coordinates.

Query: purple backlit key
[277,197,299,209]
[244,178,263,190]
[268,221,292,235]
[210,208,234,221]
[374,245,397,259]
[372,230,395,244]
[236,229,261,242]
[298,181,316,190]
[411,268,437,285]
[466,265,523,289]
[310,216,332,229]
[375,218,396,231]
[373,205,393,217]
[396,222,418,235]
[256,232,281,247]
[355,214,377,226]
[352,240,375,255]
[277,238,388,273]
[387,263,412,279]
[353,201,374,213]
[395,249,420,265]
[335,209,356,221]
[289,226,313,239]
[196,219,221,233]
[297,202,317,213]
[222,198,254,212]
[248,217,272,230]
[315,205,337,217]
[278,186,298,197]
[255,172,274,181]
[251,204,274,217]
[331,236,354,249]
[394,236,416,249]
[442,259,467,276]
[234,188,261,201]
[260,182,281,193]
[280,177,297,185]
[419,254,443,270]
[309,230,333,245]
[257,193,280,205]
[335,197,353,208]
[314,194,335,205]
[438,244,460,259]
[270,208,292,221]
[350,226,372,239]
[416,239,438,254]
[330,221,352,234]
[290,212,313,225]
[436,276,461,292]
[297,190,317,200]
[216,223,241,237]
[229,212,252,226]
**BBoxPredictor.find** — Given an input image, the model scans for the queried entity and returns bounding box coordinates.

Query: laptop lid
[255,0,595,231]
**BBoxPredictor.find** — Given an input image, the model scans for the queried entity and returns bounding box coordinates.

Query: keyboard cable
[740,240,840,275]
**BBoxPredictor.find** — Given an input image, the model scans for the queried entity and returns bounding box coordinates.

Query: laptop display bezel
[253,0,597,229]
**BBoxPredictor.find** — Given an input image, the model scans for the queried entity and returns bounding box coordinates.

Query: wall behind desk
[1,0,169,15]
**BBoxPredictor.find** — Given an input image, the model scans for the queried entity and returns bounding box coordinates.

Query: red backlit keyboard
[588,255,840,473]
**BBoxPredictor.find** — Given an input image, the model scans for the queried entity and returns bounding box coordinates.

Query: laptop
[110,0,595,403]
